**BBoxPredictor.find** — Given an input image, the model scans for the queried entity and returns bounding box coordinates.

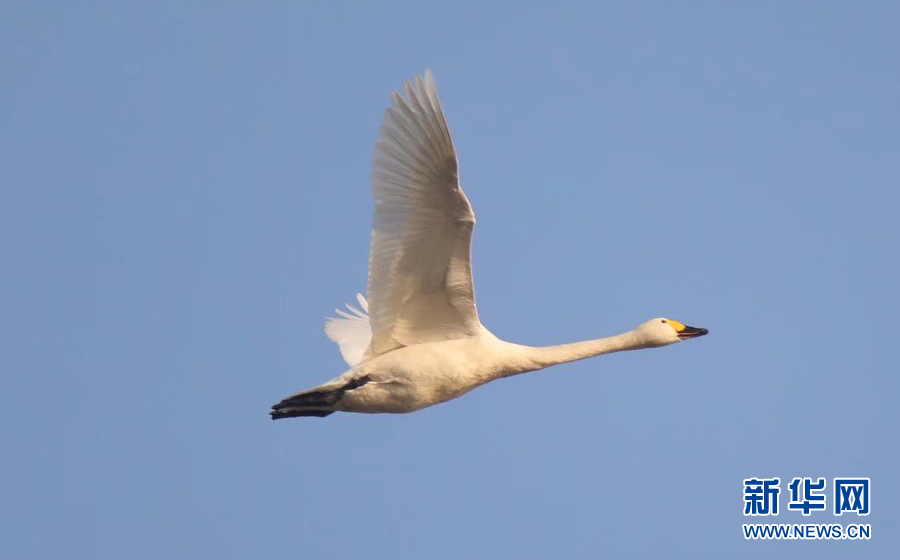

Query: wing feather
[324,294,371,366]
[366,70,480,356]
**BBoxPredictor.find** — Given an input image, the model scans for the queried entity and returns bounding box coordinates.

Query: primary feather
[324,293,371,366]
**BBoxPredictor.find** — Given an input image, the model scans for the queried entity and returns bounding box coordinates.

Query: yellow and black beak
[676,324,709,340]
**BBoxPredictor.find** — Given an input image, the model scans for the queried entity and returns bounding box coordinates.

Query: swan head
[634,318,709,347]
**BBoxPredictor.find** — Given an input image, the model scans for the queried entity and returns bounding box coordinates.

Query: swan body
[271,71,708,419]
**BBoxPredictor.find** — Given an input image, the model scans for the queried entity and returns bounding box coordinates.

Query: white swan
[271,70,708,419]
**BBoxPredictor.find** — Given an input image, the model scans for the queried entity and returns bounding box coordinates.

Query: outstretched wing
[366,70,480,356]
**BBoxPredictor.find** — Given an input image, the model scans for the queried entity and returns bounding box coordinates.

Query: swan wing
[324,293,372,366]
[366,70,480,356]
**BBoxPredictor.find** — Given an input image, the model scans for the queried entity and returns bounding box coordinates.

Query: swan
[271,70,708,419]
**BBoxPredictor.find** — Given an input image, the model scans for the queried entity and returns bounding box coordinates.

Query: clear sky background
[2,2,898,558]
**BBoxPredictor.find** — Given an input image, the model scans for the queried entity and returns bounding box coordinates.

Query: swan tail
[269,375,372,420]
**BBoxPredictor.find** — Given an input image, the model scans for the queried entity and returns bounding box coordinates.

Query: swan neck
[523,330,645,369]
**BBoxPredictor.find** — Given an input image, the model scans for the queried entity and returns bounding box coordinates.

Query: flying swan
[271,70,708,419]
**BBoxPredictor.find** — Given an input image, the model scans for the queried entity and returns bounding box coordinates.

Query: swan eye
[661,319,667,323]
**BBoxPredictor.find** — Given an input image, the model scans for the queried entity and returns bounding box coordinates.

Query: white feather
[367,69,480,356]
[324,293,371,366]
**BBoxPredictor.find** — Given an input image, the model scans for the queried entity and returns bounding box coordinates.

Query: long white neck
[508,330,649,374]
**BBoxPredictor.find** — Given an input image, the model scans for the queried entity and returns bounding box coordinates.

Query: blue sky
[2,2,898,558]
